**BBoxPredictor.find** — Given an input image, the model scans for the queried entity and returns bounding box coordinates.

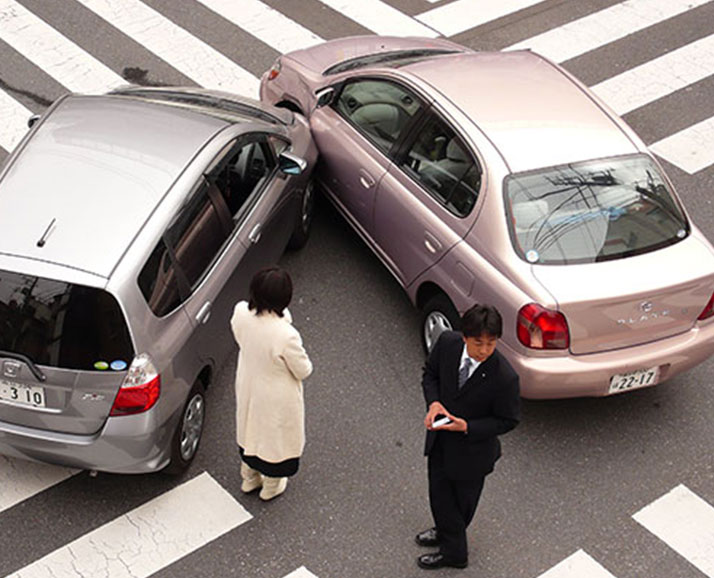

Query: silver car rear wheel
[179,392,205,462]
[421,294,460,354]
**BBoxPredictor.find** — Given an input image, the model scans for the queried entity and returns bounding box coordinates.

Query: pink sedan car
[260,36,714,399]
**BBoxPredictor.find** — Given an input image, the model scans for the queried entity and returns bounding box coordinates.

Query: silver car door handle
[424,232,442,254]
[359,170,375,189]
[248,224,262,244]
[196,301,212,324]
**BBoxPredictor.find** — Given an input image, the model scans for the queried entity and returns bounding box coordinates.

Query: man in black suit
[416,304,520,570]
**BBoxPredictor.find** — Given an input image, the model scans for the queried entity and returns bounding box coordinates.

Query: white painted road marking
[0,456,76,514]
[650,116,714,174]
[196,0,323,54]
[282,567,319,578]
[317,0,439,38]
[592,33,714,115]
[0,0,125,93]
[7,472,252,578]
[417,0,544,37]
[0,89,32,153]
[634,484,714,577]
[74,0,260,97]
[506,0,713,63]
[535,549,618,578]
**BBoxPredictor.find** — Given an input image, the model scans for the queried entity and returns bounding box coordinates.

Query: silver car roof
[401,51,639,173]
[0,94,229,279]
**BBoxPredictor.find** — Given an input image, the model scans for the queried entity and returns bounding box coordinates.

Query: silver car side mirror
[315,88,335,109]
[278,151,307,176]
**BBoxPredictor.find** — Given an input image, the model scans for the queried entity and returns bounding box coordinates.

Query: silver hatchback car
[0,87,317,473]
[261,36,714,399]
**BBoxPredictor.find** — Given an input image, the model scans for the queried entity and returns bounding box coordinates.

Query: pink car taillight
[110,354,161,416]
[697,292,714,320]
[517,303,570,350]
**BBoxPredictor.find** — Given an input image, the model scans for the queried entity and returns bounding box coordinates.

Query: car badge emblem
[3,360,21,378]
[640,301,653,313]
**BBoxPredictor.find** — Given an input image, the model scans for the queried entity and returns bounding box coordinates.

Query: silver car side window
[335,79,422,154]
[400,113,481,217]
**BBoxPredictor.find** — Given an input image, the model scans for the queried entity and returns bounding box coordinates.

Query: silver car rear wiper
[0,350,46,382]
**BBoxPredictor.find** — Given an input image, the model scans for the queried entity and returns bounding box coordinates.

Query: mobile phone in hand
[432,414,453,428]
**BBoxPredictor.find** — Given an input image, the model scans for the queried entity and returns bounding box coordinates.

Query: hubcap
[424,311,453,352]
[300,181,314,231]
[179,393,205,462]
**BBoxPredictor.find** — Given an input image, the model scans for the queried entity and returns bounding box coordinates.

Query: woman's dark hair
[461,304,502,338]
[248,267,292,316]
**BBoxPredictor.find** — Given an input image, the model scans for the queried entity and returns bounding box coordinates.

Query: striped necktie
[458,358,472,389]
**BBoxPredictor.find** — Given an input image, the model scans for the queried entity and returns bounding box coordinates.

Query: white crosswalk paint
[317,0,439,38]
[0,456,76,514]
[416,0,544,37]
[634,484,714,577]
[535,549,618,578]
[74,0,260,97]
[7,471,251,578]
[196,0,323,54]
[592,33,714,115]
[0,0,125,93]
[282,567,319,578]
[0,89,32,153]
[506,0,713,63]
[650,116,714,174]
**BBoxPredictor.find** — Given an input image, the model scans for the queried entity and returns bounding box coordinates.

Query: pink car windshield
[505,155,689,265]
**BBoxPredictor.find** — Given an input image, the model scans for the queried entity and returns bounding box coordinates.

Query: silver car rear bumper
[0,409,175,474]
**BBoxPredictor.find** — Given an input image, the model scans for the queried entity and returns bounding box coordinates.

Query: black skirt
[239,446,299,477]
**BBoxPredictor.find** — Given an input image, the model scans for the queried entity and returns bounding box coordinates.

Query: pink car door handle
[196,301,212,324]
[359,169,375,189]
[424,232,442,254]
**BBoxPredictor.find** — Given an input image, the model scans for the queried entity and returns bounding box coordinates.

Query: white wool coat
[231,301,313,463]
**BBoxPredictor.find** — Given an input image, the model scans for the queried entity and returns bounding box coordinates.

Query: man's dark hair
[248,267,292,316]
[461,304,502,338]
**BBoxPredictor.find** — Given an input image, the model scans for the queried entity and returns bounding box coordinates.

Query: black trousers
[428,437,485,563]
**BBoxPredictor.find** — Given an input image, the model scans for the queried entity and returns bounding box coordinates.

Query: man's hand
[424,402,467,433]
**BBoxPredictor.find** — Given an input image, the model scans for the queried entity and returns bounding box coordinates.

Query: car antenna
[36,217,56,248]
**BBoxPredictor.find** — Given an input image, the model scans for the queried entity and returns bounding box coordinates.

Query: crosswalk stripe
[505,0,713,63]
[0,0,125,93]
[0,88,32,153]
[7,471,251,578]
[650,116,714,174]
[0,456,76,514]
[633,484,714,577]
[316,0,439,38]
[535,549,618,578]
[196,0,323,54]
[591,33,714,115]
[416,0,543,37]
[282,567,318,578]
[74,0,260,98]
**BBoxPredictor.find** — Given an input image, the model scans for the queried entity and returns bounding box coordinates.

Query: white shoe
[240,463,263,493]
[259,476,287,501]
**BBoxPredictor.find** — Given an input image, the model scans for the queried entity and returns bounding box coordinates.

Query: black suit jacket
[423,331,520,480]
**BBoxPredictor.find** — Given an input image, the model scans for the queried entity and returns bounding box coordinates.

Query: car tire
[164,380,206,475]
[421,294,460,355]
[287,178,316,250]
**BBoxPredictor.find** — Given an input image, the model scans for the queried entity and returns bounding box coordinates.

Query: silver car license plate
[608,366,660,394]
[0,379,47,408]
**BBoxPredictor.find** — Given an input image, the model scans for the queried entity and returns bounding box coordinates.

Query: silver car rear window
[0,271,134,371]
[505,155,689,265]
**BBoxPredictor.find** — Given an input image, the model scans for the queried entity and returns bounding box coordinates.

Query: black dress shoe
[415,527,440,547]
[417,553,468,570]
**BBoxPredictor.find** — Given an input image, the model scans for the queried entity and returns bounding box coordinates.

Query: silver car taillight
[110,353,161,416]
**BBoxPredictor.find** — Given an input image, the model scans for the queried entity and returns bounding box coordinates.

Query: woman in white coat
[231,267,313,500]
